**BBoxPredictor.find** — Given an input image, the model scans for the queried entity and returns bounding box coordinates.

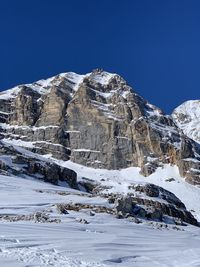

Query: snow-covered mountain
[172,100,200,144]
[0,69,200,266]
[0,68,200,184]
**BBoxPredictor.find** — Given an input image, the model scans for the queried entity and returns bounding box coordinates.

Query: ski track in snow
[1,220,200,267]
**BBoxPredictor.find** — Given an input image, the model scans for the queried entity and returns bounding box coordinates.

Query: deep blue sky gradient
[0,0,200,113]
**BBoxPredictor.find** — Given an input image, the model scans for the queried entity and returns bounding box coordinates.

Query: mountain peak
[172,99,200,144]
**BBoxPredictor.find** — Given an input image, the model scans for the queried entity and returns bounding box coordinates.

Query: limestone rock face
[36,86,70,127]
[0,69,199,184]
[10,86,41,126]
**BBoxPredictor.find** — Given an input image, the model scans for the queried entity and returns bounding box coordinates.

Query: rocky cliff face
[0,69,200,184]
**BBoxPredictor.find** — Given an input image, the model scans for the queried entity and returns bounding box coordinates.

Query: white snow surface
[1,171,200,267]
[172,100,200,143]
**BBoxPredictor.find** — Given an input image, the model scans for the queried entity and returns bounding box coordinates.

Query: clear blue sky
[0,0,200,113]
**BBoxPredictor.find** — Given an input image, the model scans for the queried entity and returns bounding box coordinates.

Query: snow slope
[172,100,200,144]
[50,159,200,221]
[1,174,200,267]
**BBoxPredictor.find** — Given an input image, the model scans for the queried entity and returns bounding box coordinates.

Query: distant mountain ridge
[172,100,200,144]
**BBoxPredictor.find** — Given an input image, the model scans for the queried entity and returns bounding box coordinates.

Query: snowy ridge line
[0,70,117,101]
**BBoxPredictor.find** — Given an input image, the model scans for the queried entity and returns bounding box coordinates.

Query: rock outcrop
[114,183,198,226]
[0,141,77,187]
